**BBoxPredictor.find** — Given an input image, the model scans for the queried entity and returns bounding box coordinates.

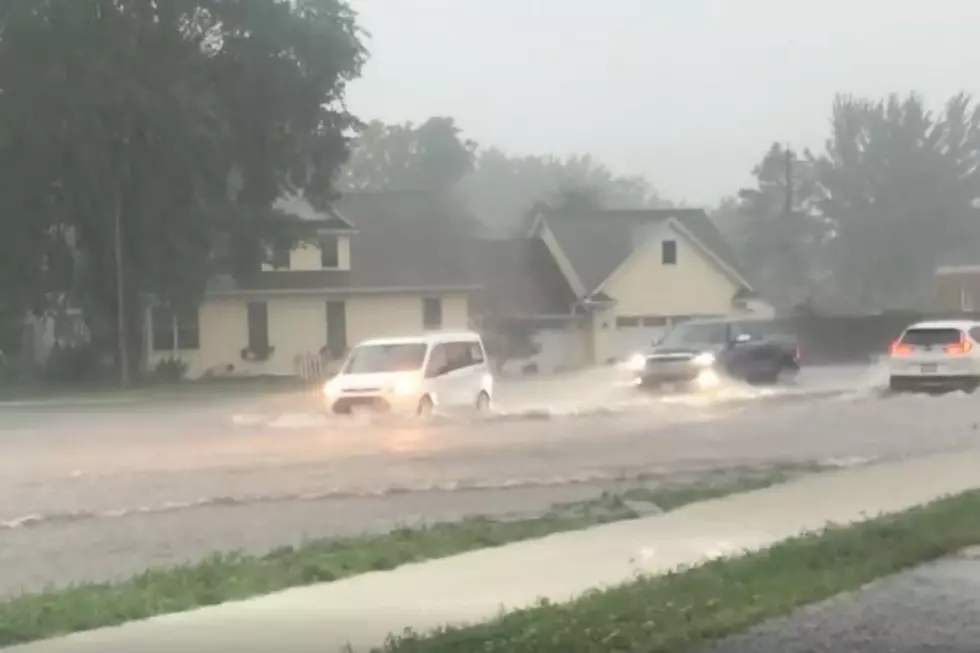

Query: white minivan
[323,331,494,416]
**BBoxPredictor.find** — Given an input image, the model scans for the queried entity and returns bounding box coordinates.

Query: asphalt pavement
[3,363,980,597]
[704,550,980,653]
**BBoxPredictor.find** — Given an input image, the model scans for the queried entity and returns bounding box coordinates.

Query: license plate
[662,382,676,392]
[920,363,938,374]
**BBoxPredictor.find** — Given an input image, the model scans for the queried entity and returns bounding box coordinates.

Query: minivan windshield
[344,343,428,374]
[659,322,729,348]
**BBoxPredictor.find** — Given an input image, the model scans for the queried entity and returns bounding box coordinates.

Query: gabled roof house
[144,193,769,378]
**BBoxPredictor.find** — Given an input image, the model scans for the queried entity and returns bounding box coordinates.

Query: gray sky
[346,0,980,206]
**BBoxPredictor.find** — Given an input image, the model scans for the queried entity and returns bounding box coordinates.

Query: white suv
[888,320,980,393]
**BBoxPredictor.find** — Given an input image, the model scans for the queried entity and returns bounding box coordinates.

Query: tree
[719,143,826,308]
[814,93,980,309]
[339,117,476,192]
[460,150,671,235]
[339,116,670,233]
[724,92,980,313]
[0,0,366,382]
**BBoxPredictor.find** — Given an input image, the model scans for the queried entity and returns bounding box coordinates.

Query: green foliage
[716,143,826,308]
[44,343,106,385]
[719,92,980,312]
[339,117,477,193]
[339,120,671,234]
[150,357,189,384]
[465,150,672,234]
[0,0,366,378]
[815,92,980,309]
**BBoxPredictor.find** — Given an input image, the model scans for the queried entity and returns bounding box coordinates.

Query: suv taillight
[945,337,973,355]
[890,339,913,356]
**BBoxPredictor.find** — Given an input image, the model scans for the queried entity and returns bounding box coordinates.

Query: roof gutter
[206,284,484,298]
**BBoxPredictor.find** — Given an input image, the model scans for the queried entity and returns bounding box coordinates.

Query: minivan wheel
[417,395,434,417]
[476,391,491,412]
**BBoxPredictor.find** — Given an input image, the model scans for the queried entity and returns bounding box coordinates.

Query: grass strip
[377,488,980,653]
[0,466,803,647]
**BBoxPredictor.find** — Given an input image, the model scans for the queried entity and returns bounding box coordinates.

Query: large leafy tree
[461,150,671,235]
[722,92,980,313]
[339,118,670,234]
[0,0,365,379]
[338,117,476,193]
[815,93,980,309]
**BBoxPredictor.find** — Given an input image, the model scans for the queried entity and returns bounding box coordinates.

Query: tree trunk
[113,189,130,387]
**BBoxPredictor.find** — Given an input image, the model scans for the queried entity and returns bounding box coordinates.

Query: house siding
[593,223,741,363]
[146,292,470,379]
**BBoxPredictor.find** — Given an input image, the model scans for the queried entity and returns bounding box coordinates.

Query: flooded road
[1,362,978,596]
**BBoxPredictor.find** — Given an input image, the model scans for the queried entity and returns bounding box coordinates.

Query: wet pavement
[10,450,980,653]
[2,363,980,596]
[705,550,980,653]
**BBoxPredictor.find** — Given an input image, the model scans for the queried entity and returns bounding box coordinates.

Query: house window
[616,316,641,328]
[661,240,677,265]
[175,307,200,350]
[151,306,200,351]
[320,235,339,268]
[247,302,269,351]
[642,316,668,327]
[423,297,443,330]
[271,243,291,270]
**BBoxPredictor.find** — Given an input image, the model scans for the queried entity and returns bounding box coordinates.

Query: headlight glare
[692,352,716,367]
[393,377,418,396]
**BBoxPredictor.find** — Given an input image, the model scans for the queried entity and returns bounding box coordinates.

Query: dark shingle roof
[211,191,483,295]
[273,194,355,231]
[471,238,577,317]
[542,208,749,294]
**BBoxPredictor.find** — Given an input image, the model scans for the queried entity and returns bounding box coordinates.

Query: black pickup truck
[628,317,800,391]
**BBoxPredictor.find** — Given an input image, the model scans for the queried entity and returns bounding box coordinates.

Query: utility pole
[784,144,794,218]
[114,187,130,387]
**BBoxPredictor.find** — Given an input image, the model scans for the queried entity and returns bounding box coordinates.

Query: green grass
[0,467,802,647]
[377,489,980,653]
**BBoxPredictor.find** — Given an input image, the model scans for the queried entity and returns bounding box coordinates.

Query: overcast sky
[345,0,980,206]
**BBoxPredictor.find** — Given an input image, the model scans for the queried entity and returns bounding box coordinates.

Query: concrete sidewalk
[11,449,980,653]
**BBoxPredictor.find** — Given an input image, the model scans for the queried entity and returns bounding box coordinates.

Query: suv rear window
[900,328,963,347]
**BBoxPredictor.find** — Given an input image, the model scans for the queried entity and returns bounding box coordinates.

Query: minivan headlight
[393,377,418,396]
[323,377,340,396]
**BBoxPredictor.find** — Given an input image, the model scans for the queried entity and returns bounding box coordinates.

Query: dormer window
[320,235,339,269]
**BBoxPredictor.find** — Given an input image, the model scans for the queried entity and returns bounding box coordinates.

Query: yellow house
[144,191,479,379]
[475,208,771,369]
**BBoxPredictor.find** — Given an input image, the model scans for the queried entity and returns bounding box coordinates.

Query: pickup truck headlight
[625,353,647,372]
[323,377,341,396]
[692,352,716,367]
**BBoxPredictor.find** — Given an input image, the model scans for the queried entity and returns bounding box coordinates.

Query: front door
[326,301,347,360]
